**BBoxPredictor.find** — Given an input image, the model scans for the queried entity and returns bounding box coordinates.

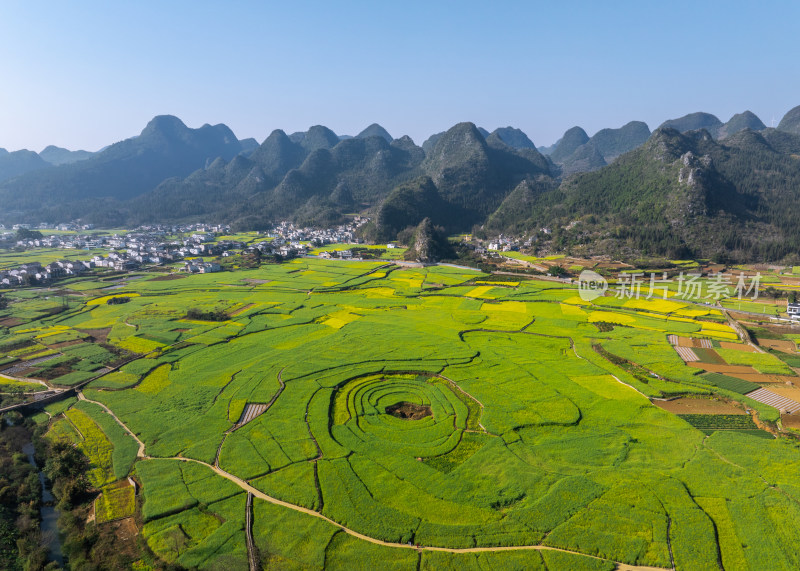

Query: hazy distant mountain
[130,125,426,229]
[545,121,650,176]
[538,122,650,170]
[558,141,607,176]
[588,121,651,161]
[356,123,393,142]
[716,111,766,139]
[289,125,341,152]
[0,149,50,183]
[778,105,800,135]
[549,127,590,163]
[0,115,243,223]
[422,127,491,155]
[39,145,94,166]
[5,108,800,263]
[491,127,536,149]
[248,130,308,185]
[658,110,767,140]
[537,141,558,155]
[659,112,723,135]
[238,138,259,156]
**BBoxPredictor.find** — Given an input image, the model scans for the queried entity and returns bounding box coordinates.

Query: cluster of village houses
[0,218,370,287]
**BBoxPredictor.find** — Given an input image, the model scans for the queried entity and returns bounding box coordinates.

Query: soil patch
[781,414,800,430]
[385,401,432,420]
[676,336,713,348]
[35,358,80,380]
[653,397,746,415]
[729,373,797,384]
[688,363,759,375]
[46,339,85,350]
[0,317,24,327]
[102,517,140,555]
[719,341,758,353]
[148,273,185,282]
[766,386,800,401]
[759,339,797,353]
[79,328,111,344]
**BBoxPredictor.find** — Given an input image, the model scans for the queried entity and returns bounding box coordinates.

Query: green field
[4,258,800,569]
[94,481,136,523]
[0,247,110,271]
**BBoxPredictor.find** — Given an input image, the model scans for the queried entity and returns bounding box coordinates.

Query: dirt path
[74,363,668,567]
[719,306,765,353]
[65,318,671,567]
[0,373,55,389]
[136,455,666,569]
[77,392,147,458]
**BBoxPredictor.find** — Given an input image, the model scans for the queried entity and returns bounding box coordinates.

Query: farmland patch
[653,397,747,415]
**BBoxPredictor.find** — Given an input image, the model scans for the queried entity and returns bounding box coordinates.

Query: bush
[185,308,228,321]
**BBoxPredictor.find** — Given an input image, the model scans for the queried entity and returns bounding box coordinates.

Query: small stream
[22,442,64,568]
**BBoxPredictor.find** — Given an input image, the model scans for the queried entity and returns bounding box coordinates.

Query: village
[0,218,369,287]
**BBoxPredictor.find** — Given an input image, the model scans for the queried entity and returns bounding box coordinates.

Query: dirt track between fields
[152,455,672,569]
[76,385,670,569]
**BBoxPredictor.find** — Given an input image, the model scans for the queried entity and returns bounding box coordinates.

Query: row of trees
[0,414,53,570]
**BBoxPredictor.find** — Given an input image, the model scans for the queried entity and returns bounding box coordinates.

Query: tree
[14,229,43,241]
[0,294,7,310]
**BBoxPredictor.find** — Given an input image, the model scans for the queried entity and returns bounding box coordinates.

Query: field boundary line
[145,456,668,569]
[245,492,258,570]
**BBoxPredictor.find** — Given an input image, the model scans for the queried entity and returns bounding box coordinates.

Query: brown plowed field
[766,386,800,401]
[653,397,746,415]
[687,363,759,375]
[728,373,797,384]
[758,339,797,353]
[719,341,758,352]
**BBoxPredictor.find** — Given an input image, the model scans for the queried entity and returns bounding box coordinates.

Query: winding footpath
[76,392,147,458]
[74,386,670,569]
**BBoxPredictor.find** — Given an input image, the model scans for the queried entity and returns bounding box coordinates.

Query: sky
[1,1,799,152]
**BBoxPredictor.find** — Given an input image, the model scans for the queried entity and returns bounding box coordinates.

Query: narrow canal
[22,441,64,568]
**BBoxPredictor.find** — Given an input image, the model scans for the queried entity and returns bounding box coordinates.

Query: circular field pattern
[329,373,478,458]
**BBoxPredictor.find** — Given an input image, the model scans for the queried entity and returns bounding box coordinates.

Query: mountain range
[3,105,800,262]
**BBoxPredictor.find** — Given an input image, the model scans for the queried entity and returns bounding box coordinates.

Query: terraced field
[4,258,800,569]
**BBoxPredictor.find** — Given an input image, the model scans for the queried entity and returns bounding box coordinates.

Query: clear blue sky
[1,1,798,152]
